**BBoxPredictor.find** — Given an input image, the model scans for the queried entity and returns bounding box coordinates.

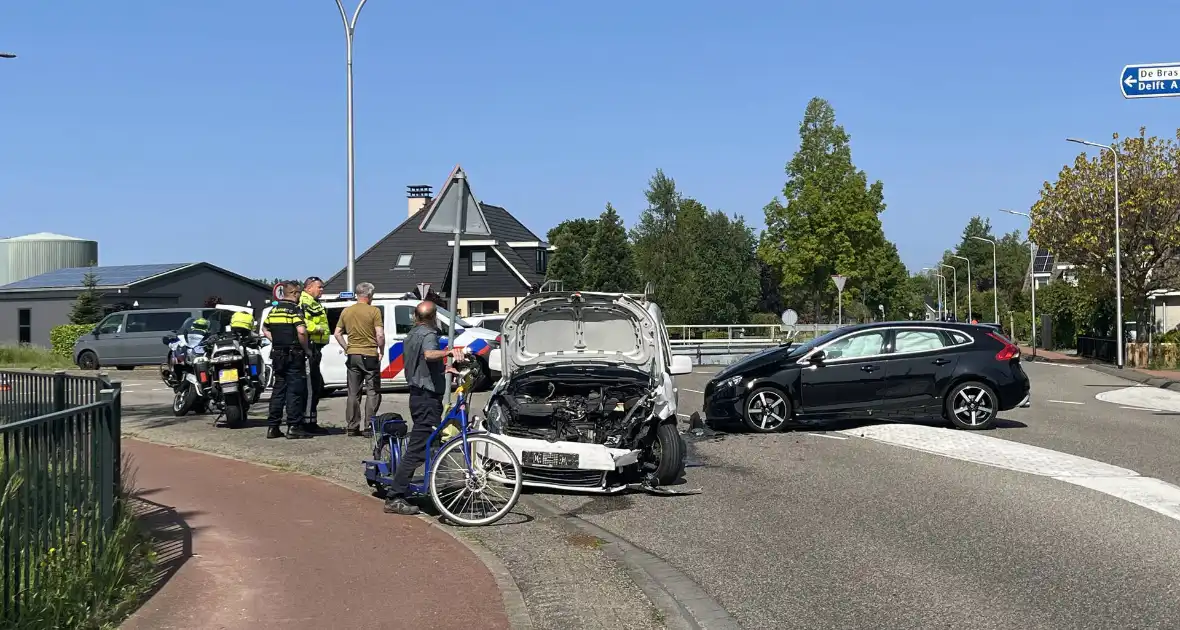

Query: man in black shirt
[262,280,313,440]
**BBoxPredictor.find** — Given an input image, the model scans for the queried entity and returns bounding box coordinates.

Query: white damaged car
[481,290,695,493]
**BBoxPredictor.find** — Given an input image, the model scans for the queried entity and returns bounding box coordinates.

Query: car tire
[945,381,998,430]
[652,422,686,485]
[77,351,99,370]
[742,386,792,433]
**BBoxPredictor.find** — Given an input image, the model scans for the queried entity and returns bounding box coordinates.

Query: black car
[702,322,1030,432]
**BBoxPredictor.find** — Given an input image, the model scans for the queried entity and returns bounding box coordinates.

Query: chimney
[407,184,432,218]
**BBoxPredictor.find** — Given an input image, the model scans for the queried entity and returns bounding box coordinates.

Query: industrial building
[0,232,99,286]
[0,262,273,347]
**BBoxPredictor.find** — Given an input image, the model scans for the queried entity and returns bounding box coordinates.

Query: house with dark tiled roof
[322,173,551,317]
[1024,247,1077,290]
[0,263,272,347]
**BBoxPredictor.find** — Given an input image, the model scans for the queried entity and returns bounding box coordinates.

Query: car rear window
[949,330,971,345]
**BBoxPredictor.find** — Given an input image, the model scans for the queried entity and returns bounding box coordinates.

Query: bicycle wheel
[429,434,522,527]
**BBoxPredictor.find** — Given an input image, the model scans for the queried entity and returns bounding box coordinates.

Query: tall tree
[545,218,597,290]
[583,203,638,292]
[674,201,761,324]
[70,270,104,324]
[631,169,685,310]
[1031,127,1180,325]
[758,97,892,322]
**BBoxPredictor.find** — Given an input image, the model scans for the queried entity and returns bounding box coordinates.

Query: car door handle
[932,358,951,365]
[860,365,878,372]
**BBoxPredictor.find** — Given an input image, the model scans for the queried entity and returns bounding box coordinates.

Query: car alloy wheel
[946,382,997,430]
[743,387,791,433]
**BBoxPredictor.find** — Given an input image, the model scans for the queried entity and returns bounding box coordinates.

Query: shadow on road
[130,494,202,605]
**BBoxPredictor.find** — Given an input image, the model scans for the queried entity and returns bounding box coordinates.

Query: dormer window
[395,253,413,269]
[471,250,487,274]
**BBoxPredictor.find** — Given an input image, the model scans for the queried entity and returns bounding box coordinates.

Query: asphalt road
[108,361,1180,629]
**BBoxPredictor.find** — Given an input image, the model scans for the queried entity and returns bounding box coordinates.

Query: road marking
[682,389,704,394]
[1096,386,1180,413]
[839,423,1180,523]
[1047,399,1085,405]
[808,432,848,440]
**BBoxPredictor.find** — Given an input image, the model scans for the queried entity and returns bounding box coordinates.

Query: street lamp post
[952,255,972,321]
[1067,137,1123,369]
[969,236,999,325]
[940,263,958,320]
[1002,209,1036,358]
[336,0,370,292]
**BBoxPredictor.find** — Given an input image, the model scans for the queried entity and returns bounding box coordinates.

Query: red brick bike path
[120,439,510,630]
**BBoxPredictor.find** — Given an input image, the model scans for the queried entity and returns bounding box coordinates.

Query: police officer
[262,280,313,440]
[299,276,330,434]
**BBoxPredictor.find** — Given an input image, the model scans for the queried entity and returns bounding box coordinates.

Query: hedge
[49,324,95,359]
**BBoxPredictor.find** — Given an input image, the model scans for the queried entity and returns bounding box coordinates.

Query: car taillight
[496,334,502,344]
[988,332,1020,361]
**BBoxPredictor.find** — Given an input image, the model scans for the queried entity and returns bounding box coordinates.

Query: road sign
[781,309,799,327]
[1121,63,1180,99]
[831,275,847,292]
[272,283,285,301]
[416,282,431,299]
[418,165,492,236]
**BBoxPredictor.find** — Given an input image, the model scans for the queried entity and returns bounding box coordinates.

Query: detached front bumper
[489,433,640,493]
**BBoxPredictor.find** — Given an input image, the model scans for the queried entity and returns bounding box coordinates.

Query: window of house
[535,249,548,274]
[395,253,413,269]
[18,308,31,344]
[471,250,487,274]
[468,300,499,317]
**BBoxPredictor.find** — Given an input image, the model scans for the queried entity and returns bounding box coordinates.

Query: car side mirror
[487,348,503,373]
[669,355,693,375]
[808,350,826,365]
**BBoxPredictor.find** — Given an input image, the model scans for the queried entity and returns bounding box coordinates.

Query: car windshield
[788,327,848,356]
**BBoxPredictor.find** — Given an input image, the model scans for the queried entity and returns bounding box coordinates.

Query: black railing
[1077,336,1123,363]
[0,370,122,622]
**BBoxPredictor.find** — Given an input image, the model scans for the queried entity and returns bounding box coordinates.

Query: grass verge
[1,455,156,630]
[0,345,76,370]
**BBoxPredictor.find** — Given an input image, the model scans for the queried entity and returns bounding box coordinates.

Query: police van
[257,292,501,391]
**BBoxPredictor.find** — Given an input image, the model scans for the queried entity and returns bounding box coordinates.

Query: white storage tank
[0,233,99,287]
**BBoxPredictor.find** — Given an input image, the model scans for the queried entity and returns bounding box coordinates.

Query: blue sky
[3,1,1179,283]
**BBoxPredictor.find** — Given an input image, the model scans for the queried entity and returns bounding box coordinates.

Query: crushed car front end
[480,291,685,493]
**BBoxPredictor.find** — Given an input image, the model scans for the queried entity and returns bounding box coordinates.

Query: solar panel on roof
[0,263,190,290]
[1033,248,1054,274]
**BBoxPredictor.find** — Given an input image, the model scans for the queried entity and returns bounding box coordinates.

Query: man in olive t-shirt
[333,282,385,435]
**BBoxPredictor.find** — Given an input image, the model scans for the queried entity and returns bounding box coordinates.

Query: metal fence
[0,370,122,621]
[1077,336,1122,363]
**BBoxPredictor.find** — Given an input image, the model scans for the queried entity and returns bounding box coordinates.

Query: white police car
[258,292,501,391]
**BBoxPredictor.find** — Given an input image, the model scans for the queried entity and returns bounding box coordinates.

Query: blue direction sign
[1121,63,1180,99]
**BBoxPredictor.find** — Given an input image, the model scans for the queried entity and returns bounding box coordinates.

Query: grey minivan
[73,308,235,370]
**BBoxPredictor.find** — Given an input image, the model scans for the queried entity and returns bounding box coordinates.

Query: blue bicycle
[363,358,523,526]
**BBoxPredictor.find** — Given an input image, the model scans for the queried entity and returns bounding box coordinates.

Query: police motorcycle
[161,318,212,414]
[163,322,263,428]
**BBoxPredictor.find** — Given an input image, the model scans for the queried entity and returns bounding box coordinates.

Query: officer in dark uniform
[262,280,313,440]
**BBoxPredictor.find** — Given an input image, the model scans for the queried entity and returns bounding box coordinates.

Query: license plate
[219,368,238,383]
[522,451,580,469]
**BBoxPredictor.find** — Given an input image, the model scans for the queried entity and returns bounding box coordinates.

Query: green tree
[545,218,597,290]
[1030,127,1180,327]
[69,270,104,325]
[675,201,761,324]
[758,97,893,323]
[583,203,638,292]
[631,169,685,312]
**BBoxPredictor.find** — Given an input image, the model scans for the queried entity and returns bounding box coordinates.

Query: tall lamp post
[952,255,972,321]
[969,236,999,325]
[1067,137,1123,370]
[922,268,945,319]
[336,0,370,292]
[940,263,958,321]
[1002,209,1036,358]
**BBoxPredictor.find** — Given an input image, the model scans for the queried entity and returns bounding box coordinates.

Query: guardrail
[666,323,840,342]
[0,370,122,622]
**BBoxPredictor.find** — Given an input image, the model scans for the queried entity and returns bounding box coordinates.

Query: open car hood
[499,292,657,378]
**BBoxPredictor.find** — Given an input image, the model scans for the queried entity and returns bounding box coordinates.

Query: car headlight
[718,375,743,391]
